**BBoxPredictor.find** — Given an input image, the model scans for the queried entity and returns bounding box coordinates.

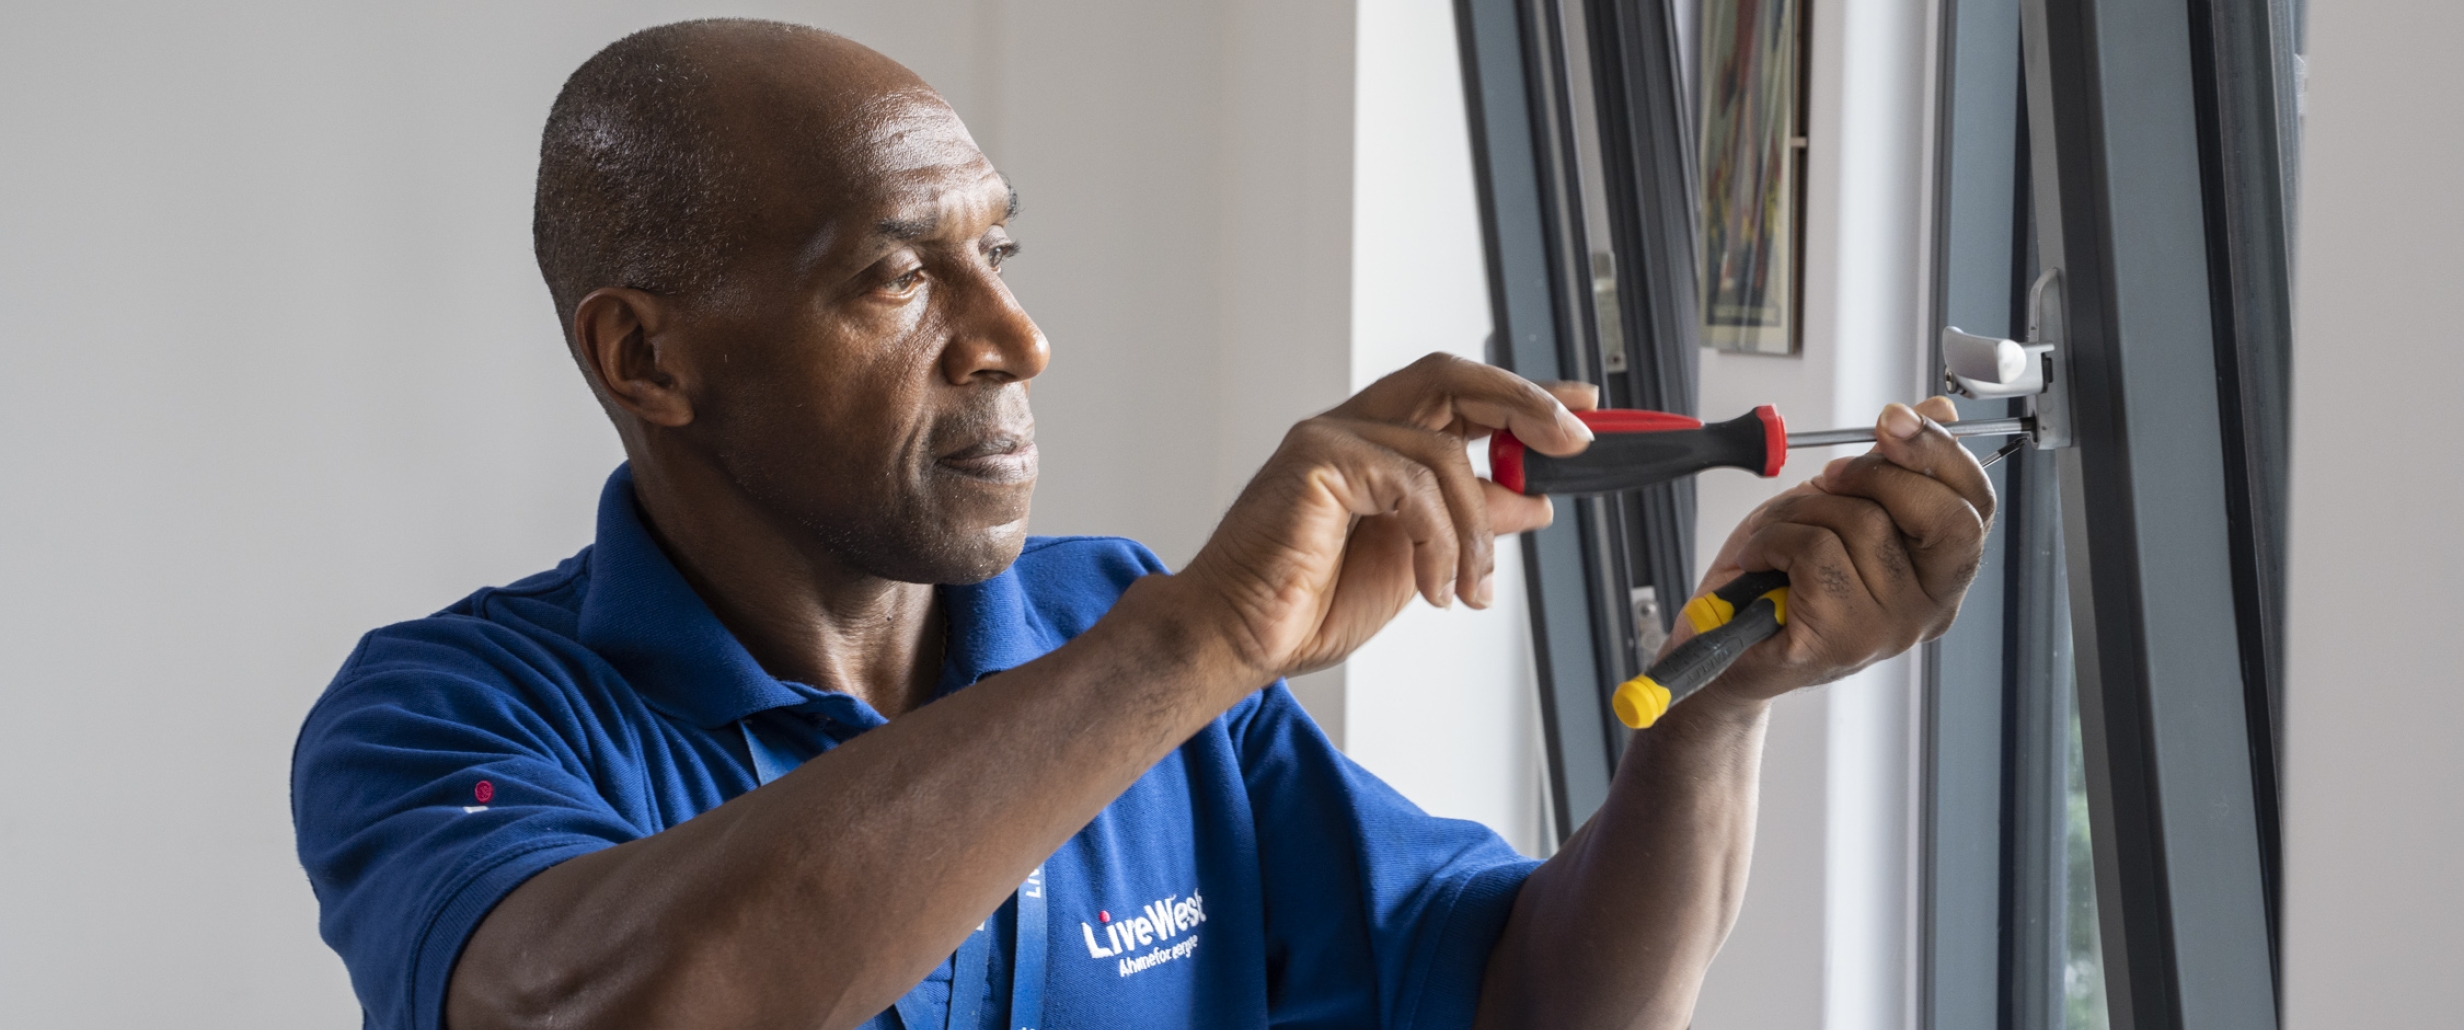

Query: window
[1925,0,2299,1025]
[1454,0,1701,834]
[1456,0,2298,1026]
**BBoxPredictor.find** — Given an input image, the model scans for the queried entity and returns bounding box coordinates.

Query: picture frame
[1698,0,1810,355]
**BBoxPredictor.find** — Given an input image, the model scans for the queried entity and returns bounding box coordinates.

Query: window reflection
[2064,709,2108,1029]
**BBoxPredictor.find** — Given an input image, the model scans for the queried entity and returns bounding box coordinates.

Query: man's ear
[572,287,694,428]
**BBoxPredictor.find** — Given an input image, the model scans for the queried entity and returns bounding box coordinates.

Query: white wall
[0,2,1375,1025]
[1342,0,1549,858]
[1687,0,1933,1024]
[2281,2,2464,1027]
[989,0,1356,572]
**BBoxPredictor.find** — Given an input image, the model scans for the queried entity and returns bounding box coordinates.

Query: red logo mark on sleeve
[473,780,495,804]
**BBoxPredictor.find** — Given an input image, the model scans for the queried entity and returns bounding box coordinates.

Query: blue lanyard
[740,720,1048,1030]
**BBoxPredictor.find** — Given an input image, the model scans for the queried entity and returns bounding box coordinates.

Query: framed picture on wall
[1699,0,1809,355]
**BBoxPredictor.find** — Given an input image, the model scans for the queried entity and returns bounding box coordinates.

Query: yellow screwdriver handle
[1614,570,1789,729]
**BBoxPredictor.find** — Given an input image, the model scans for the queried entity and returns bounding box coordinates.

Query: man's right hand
[1160,353,1596,683]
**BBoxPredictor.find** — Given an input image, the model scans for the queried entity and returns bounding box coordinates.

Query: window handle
[1943,327,2054,398]
[1941,269,2077,449]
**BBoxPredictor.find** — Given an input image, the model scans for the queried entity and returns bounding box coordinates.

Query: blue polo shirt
[292,466,1539,1030]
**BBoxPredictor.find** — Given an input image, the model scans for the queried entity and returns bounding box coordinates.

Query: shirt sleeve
[1232,683,1542,1030]
[291,621,644,1030]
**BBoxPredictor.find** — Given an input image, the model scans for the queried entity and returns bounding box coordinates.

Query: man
[291,18,1991,1030]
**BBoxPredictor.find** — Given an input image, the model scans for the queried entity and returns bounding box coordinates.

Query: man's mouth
[936,432,1039,484]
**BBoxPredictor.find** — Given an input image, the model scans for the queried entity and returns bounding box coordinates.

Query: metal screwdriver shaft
[1491,407,2044,498]
[1784,415,2033,449]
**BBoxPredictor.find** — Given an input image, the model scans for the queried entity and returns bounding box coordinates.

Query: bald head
[534,20,1043,587]
[531,18,935,326]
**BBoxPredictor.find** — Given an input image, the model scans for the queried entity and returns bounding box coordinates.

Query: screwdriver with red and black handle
[1488,406,2028,728]
[1487,405,2033,497]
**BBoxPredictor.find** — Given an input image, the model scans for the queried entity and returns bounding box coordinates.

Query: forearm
[448,574,1259,1030]
[1472,693,1770,1030]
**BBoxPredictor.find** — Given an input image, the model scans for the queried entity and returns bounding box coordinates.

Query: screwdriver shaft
[1785,416,2032,449]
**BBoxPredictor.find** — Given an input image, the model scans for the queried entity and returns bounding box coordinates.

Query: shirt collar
[576,464,1055,729]
[936,556,1048,694]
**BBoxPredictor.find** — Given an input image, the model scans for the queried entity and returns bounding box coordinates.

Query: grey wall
[2282,1,2464,1026]
[0,3,1356,1025]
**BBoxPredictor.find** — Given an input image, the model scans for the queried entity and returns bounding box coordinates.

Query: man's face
[671,91,1047,585]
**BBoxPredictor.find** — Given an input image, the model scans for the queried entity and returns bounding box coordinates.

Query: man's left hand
[1681,395,1997,706]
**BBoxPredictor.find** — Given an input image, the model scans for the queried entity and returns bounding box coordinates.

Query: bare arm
[1471,397,1996,1030]
[448,578,1255,1030]
[445,355,1593,1030]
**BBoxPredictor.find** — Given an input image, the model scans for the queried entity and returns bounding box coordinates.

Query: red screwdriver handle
[1490,405,1787,495]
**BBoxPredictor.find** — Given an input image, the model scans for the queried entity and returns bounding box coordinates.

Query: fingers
[1483,480,1554,535]
[1540,380,1599,413]
[1736,523,1872,610]
[1290,423,1465,609]
[1342,419,1495,608]
[1326,417,1557,609]
[1288,414,1542,609]
[1730,522,1881,668]
[1863,401,1998,524]
[1754,492,1931,614]
[1811,469,1984,604]
[1335,353,1594,457]
[1812,420,1993,605]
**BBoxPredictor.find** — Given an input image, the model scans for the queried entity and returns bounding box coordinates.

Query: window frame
[2021,0,2289,1024]
[1925,0,2294,1026]
[1919,2,2076,1027]
[1457,1,2291,1019]
[1452,0,1702,839]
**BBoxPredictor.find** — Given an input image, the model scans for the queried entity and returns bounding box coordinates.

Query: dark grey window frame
[1458,2,2290,1018]
[1453,0,1701,839]
[2023,0,2290,1025]
[1920,2,2076,1028]
[1927,0,2294,1027]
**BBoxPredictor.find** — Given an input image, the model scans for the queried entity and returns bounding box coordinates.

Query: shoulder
[301,551,600,744]
[998,535,1172,643]
[1017,534,1171,576]
[433,547,591,634]
[1013,535,1169,598]
[359,551,589,679]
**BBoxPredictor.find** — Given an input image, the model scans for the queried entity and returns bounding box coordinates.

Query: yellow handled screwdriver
[1612,569,1791,729]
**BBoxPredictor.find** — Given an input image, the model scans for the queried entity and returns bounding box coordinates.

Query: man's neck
[627,457,945,721]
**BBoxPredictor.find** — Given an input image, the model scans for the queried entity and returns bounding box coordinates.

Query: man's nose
[940,268,1050,386]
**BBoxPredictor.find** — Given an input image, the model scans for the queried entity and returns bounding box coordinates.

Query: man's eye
[988,242,1021,272]
[882,268,924,293]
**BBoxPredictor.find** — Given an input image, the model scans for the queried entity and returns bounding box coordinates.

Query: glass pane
[1551,0,1631,379]
[2053,496,2107,1030]
[2064,708,2110,1029]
